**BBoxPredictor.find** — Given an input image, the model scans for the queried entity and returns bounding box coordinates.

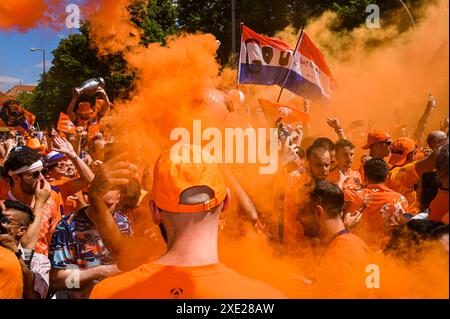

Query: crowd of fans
[0,88,448,299]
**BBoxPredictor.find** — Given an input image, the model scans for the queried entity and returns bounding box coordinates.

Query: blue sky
[0,0,86,92]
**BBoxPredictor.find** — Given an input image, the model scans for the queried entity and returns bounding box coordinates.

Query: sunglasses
[18,170,43,179]
[382,141,392,146]
[0,213,18,226]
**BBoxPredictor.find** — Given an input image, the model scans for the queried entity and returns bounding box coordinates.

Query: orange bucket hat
[362,130,392,149]
[77,102,93,115]
[25,137,45,152]
[152,144,227,213]
[389,137,417,166]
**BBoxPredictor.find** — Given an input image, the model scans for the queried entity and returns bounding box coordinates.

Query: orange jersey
[50,178,83,214]
[328,168,363,191]
[344,184,409,249]
[35,189,64,255]
[313,233,373,298]
[386,162,420,213]
[0,246,23,299]
[429,189,449,222]
[90,262,286,299]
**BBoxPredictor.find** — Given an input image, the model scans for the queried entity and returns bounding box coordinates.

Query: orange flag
[57,112,76,134]
[258,98,311,127]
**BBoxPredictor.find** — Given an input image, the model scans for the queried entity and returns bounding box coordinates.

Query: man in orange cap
[89,145,285,298]
[67,87,111,139]
[386,136,449,213]
[362,130,392,159]
[359,130,392,182]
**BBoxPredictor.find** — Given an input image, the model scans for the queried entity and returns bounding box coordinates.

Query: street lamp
[30,48,46,113]
[398,0,416,30]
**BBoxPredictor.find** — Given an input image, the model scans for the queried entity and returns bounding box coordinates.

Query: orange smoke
[88,0,448,299]
[0,0,67,32]
[88,0,141,55]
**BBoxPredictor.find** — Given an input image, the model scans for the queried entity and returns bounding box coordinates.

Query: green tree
[30,0,178,126]
[29,24,135,126]
[16,91,35,111]
[129,0,178,46]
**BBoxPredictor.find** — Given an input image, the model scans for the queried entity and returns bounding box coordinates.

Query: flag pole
[276,23,306,103]
[236,22,244,88]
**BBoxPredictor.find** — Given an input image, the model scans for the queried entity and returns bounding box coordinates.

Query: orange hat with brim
[362,130,391,149]
[153,144,227,213]
[389,137,416,166]
[77,102,93,115]
[25,137,45,152]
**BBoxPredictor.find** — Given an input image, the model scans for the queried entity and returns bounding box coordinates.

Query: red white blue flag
[238,25,337,102]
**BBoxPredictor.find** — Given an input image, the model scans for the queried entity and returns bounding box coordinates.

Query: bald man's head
[427,131,448,150]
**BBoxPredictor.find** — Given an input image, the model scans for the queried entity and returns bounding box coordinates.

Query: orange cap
[362,130,391,149]
[77,102,93,115]
[25,137,45,152]
[152,144,227,213]
[389,137,417,166]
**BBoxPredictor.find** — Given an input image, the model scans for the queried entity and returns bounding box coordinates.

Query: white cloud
[0,75,22,92]
[0,75,21,84]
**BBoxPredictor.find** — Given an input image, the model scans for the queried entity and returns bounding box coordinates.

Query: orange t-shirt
[328,168,363,191]
[386,162,420,213]
[90,262,286,299]
[36,189,65,256]
[313,233,373,298]
[429,189,449,223]
[0,246,23,299]
[344,184,409,249]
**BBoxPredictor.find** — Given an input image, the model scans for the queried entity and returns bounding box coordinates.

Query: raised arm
[67,90,80,122]
[87,154,137,269]
[52,136,95,198]
[96,87,111,118]
[327,117,347,141]
[19,180,51,250]
[413,94,435,141]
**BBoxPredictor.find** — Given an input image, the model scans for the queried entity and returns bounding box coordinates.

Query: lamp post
[30,48,46,112]
[231,0,236,67]
[398,0,416,30]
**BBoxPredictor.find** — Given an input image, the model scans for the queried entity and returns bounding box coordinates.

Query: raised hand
[88,153,137,198]
[52,135,76,157]
[343,211,363,229]
[326,117,341,130]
